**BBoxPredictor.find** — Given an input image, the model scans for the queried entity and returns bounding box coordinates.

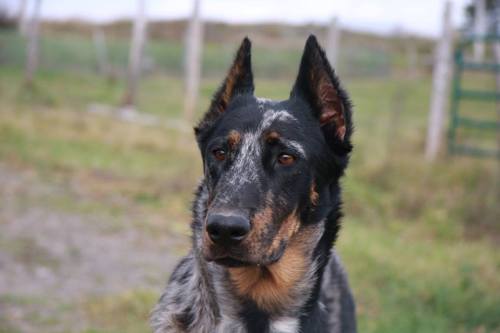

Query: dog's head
[195,35,352,267]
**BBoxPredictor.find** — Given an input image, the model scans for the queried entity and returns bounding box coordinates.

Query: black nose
[206,214,250,246]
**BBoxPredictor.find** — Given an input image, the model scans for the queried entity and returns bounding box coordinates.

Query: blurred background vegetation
[0,1,499,333]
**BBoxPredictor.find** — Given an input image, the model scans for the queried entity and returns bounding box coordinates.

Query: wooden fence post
[17,0,28,36]
[473,0,487,62]
[494,41,500,197]
[326,17,340,69]
[425,1,453,161]
[406,36,418,79]
[123,0,148,108]
[24,0,42,87]
[93,26,109,76]
[184,0,203,123]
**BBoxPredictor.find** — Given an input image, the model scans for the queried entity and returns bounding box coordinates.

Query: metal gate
[448,35,500,158]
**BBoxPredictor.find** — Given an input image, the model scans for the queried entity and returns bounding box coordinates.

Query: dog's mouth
[205,251,255,267]
[202,225,290,268]
[213,257,251,267]
[207,244,286,268]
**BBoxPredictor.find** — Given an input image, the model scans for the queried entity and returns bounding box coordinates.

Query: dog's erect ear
[195,37,254,135]
[291,35,351,146]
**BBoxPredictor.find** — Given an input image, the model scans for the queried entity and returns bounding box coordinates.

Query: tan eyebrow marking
[264,130,280,143]
[227,130,241,149]
[264,130,307,159]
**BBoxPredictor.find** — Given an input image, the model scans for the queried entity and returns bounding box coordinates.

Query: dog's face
[195,36,352,267]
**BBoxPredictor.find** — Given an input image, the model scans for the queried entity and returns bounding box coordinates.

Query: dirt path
[0,164,186,332]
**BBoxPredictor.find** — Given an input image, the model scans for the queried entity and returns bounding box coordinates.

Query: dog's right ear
[195,38,254,136]
[291,35,352,155]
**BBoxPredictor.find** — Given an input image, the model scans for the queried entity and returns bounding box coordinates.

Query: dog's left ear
[291,35,352,151]
[195,37,254,136]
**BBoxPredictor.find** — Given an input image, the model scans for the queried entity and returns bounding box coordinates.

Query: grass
[81,290,158,333]
[340,221,500,333]
[0,59,499,333]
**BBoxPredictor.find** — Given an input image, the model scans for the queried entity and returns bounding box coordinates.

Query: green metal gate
[448,35,500,158]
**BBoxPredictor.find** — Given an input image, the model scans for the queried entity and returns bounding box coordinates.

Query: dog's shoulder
[151,252,223,333]
[320,250,357,333]
[151,253,207,333]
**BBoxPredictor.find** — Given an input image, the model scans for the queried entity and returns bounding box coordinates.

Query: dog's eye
[277,153,295,166]
[212,148,226,161]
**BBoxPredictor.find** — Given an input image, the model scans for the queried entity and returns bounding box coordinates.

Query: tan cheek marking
[228,236,308,313]
[244,206,273,255]
[266,212,300,257]
[252,206,273,232]
[229,213,318,313]
[310,182,319,206]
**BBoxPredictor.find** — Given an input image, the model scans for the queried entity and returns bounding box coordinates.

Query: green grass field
[0,33,499,333]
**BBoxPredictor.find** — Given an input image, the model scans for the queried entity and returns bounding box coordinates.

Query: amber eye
[212,148,226,161]
[277,153,295,166]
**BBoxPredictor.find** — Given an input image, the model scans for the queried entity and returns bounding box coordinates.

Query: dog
[151,35,356,333]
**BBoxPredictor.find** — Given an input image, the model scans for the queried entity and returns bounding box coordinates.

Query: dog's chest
[215,316,299,333]
[269,317,300,333]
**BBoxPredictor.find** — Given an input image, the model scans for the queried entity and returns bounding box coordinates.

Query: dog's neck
[193,182,341,331]
[195,239,323,332]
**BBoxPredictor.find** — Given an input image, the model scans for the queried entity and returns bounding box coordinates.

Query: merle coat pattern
[151,35,357,333]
